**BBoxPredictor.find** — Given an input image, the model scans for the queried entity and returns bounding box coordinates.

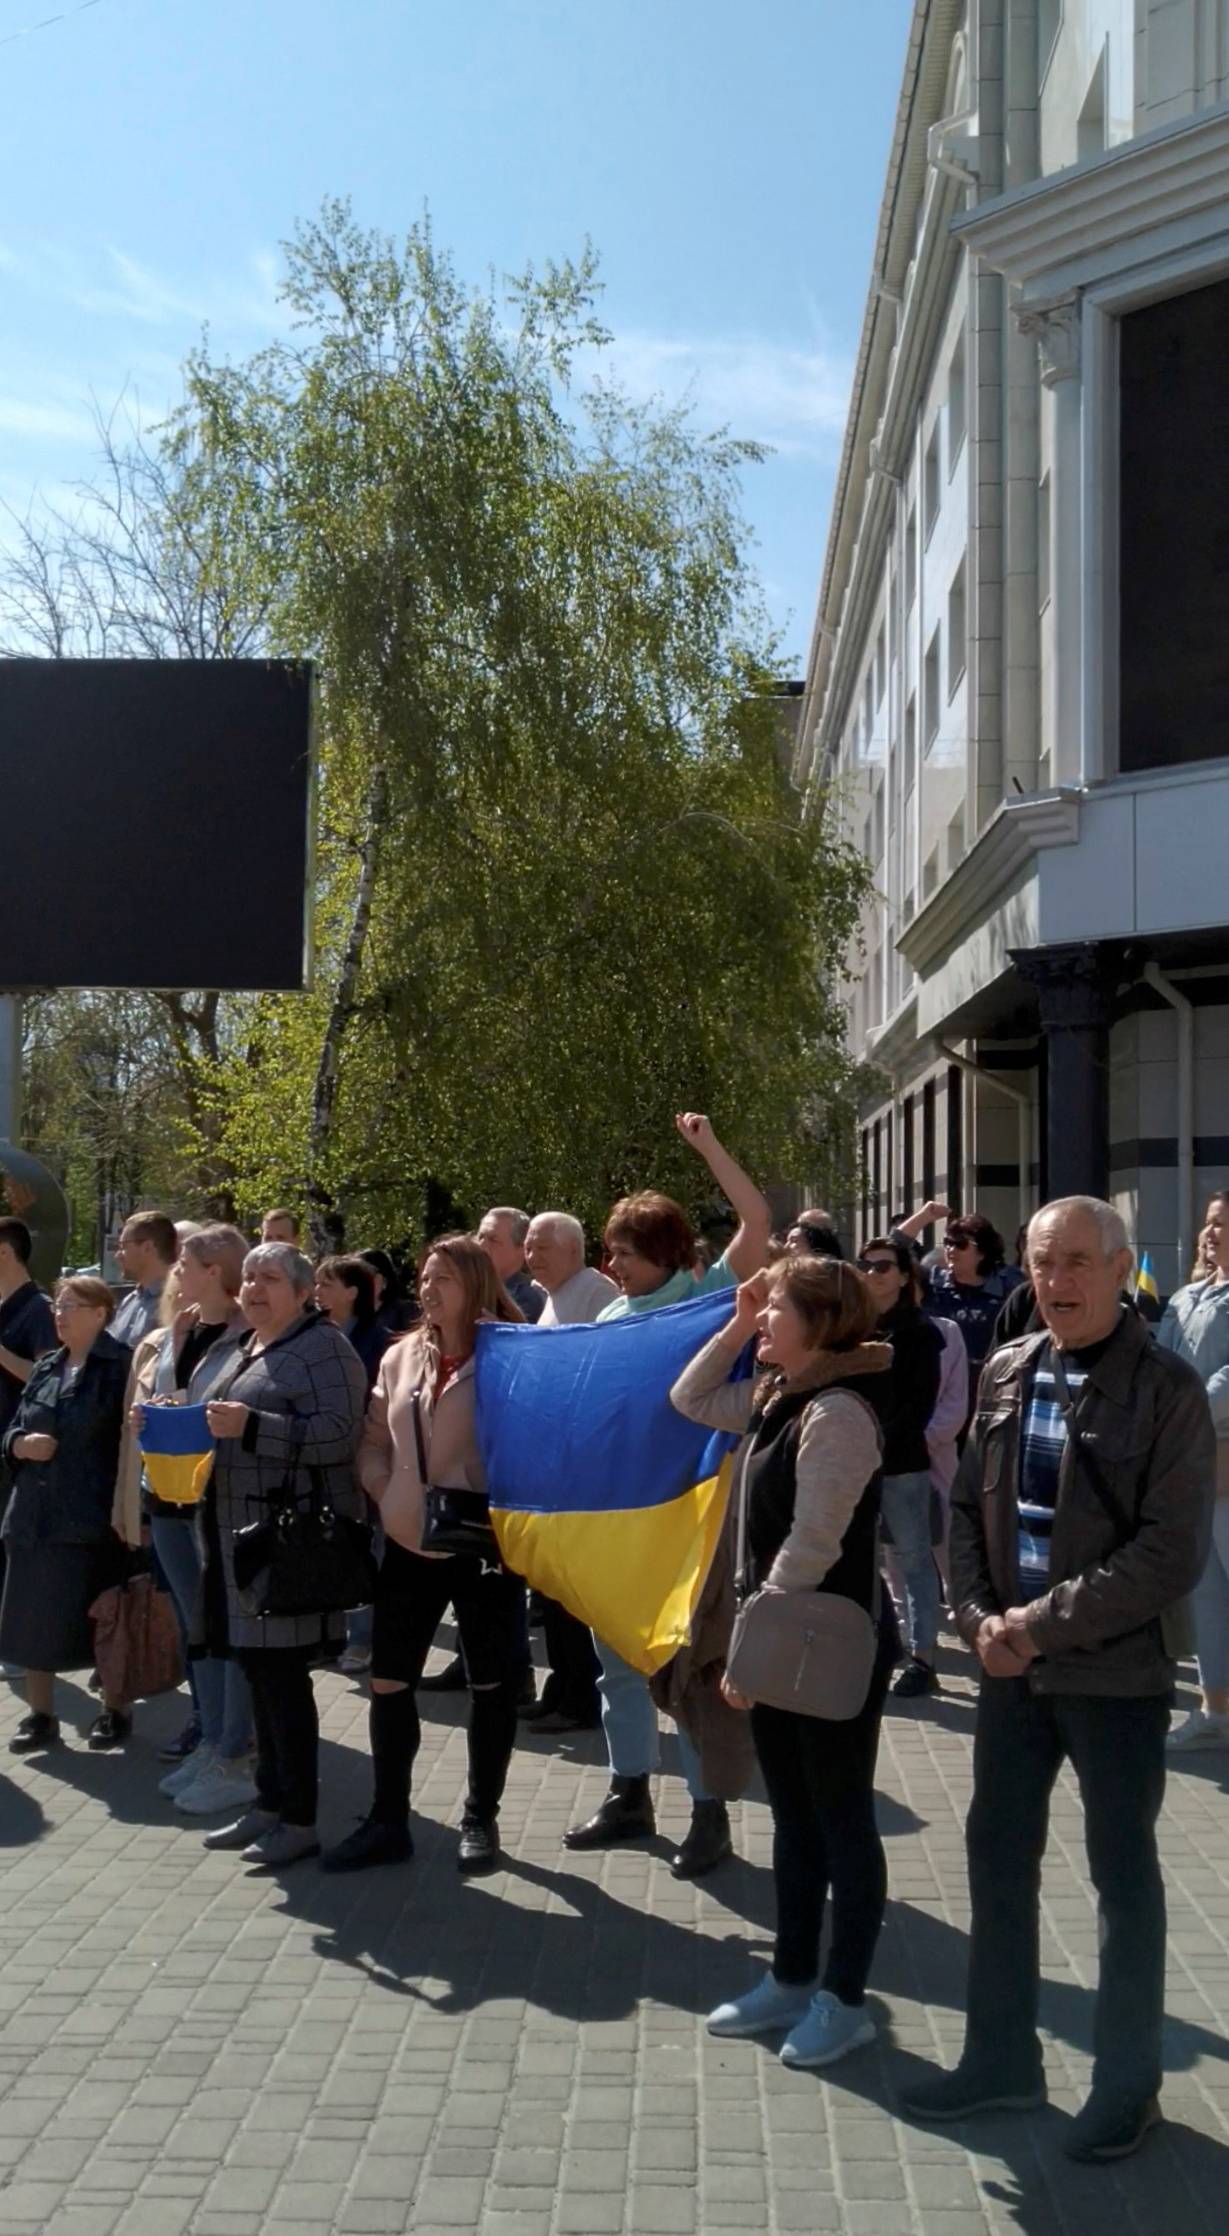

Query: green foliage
[8,203,870,1251]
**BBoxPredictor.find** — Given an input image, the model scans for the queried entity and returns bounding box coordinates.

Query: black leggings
[368,1541,525,1828]
[750,1645,892,2004]
[238,1647,319,1828]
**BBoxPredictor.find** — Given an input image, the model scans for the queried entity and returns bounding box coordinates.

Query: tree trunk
[306,755,389,1255]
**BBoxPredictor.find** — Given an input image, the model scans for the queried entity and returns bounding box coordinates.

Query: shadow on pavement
[0,1772,47,1845]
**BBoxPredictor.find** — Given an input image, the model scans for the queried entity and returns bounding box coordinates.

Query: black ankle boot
[564,1773,656,1850]
[670,1799,732,1879]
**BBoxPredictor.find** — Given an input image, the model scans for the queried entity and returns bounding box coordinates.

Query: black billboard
[0,659,314,991]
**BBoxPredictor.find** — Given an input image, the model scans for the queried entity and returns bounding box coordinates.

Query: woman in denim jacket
[1161,1189,1229,1750]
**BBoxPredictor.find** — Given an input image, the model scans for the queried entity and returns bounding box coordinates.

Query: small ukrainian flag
[476,1290,747,1675]
[137,1402,215,1505]
[1135,1251,1161,1322]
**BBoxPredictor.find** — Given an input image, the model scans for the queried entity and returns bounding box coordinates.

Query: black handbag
[232,1467,377,1618]
[411,1391,499,1561]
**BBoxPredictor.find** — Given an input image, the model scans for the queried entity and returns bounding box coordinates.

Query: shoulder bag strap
[1048,1345,1133,1544]
[410,1389,430,1489]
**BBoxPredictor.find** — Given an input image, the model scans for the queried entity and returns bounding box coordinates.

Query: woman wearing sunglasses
[857,1239,943,1697]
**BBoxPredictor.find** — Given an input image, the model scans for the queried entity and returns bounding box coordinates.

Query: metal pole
[0,995,22,1144]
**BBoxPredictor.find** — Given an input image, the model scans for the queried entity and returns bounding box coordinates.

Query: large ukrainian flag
[137,1402,215,1506]
[475,1289,748,1675]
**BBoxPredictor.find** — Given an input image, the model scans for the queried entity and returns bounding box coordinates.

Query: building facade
[796,0,1229,1292]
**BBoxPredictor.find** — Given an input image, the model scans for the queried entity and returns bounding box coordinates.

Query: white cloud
[8,240,286,337]
[0,395,96,443]
[591,330,852,457]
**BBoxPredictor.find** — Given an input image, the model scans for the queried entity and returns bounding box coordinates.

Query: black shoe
[901,2062,1047,2122]
[458,1816,501,1874]
[87,1710,132,1751]
[670,1800,733,1880]
[529,1706,600,1734]
[418,1655,466,1693]
[1064,2090,1161,2163]
[9,1712,61,1755]
[564,1774,656,1850]
[159,1718,202,1763]
[517,1666,538,1709]
[321,1817,414,1874]
[892,1657,938,1699]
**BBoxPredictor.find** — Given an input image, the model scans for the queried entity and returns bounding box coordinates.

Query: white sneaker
[1167,1708,1229,1752]
[707,1972,816,2038]
[176,1756,259,1815]
[159,1743,215,1798]
[779,1989,876,2069]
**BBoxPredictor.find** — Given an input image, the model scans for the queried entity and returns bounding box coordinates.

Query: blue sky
[1,0,912,667]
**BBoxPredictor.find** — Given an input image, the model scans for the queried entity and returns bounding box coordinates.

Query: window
[905,505,917,607]
[863,670,874,753]
[863,809,874,863]
[875,623,886,707]
[947,803,966,873]
[1077,48,1106,162]
[1038,473,1051,611]
[872,783,885,866]
[947,558,967,696]
[904,694,917,794]
[923,422,941,540]
[947,330,966,468]
[924,627,941,752]
[887,571,897,658]
[923,846,939,900]
[1038,0,1061,82]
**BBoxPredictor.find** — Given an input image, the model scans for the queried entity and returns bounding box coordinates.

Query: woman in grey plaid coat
[198,1243,368,1868]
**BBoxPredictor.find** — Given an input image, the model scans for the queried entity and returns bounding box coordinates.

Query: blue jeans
[879,1470,939,1659]
[150,1514,253,1759]
[594,1635,709,1799]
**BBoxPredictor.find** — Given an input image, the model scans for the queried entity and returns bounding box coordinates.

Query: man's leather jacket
[950,1309,1215,1696]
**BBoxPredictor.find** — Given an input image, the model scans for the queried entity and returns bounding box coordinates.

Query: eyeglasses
[943,1236,971,1251]
[859,1259,898,1275]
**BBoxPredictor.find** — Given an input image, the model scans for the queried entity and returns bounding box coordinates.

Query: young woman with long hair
[322,1233,525,1877]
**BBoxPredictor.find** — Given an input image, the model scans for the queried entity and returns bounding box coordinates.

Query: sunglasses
[859,1258,898,1274]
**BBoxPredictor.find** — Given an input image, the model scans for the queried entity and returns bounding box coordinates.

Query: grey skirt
[0,1538,125,1670]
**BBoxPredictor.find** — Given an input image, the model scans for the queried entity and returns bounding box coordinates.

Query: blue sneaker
[707,1973,816,2039]
[780,1989,876,2069]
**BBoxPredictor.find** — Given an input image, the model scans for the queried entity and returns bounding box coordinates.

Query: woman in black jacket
[858,1238,943,1698]
[0,1276,132,1753]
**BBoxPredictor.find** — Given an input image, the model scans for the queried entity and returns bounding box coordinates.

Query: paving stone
[0,1661,1225,2236]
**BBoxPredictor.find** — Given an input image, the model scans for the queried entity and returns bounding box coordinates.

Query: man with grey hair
[476,1206,546,1323]
[904,1195,1215,2162]
[526,1213,618,1327]
[514,1212,618,1730]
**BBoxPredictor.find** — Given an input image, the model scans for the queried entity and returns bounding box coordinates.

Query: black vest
[741,1371,887,1612]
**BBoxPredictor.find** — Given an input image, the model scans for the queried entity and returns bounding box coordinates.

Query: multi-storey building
[796,0,1229,1293]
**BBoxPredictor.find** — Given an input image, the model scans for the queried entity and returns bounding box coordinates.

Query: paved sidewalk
[1,1639,1227,2236]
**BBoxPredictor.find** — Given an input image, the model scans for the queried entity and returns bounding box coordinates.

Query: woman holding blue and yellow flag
[560,1112,771,1880]
[672,1253,898,2074]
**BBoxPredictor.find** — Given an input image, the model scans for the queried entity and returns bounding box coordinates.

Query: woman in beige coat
[322,1234,524,1879]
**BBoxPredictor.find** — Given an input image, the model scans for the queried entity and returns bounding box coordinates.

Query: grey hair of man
[531,1212,585,1260]
[242,1241,317,1296]
[1027,1196,1130,1260]
[485,1206,531,1248]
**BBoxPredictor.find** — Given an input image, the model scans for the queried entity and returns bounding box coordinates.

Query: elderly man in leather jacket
[903,1196,1214,2164]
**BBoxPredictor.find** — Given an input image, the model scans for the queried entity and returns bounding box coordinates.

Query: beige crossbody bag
[724,1391,882,1723]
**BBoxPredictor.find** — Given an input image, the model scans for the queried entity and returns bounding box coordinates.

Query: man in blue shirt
[110,1212,179,1348]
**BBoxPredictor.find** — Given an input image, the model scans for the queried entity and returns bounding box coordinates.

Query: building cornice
[897,788,1082,973]
[865,990,920,1079]
[952,100,1229,293]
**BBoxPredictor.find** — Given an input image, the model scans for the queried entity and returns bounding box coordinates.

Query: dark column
[1011,943,1121,1201]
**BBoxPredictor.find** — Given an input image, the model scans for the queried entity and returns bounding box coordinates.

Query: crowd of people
[0,1145,1226,2168]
